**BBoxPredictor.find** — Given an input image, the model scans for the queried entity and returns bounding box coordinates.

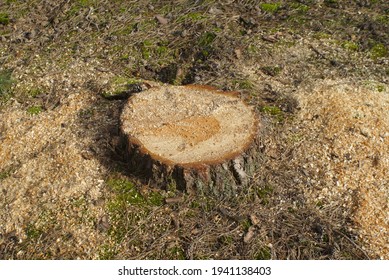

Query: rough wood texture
[120,85,262,196]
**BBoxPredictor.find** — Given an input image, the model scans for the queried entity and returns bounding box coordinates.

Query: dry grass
[0,0,388,259]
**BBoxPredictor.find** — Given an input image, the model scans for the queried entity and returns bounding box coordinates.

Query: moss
[313,32,331,40]
[342,41,359,52]
[219,235,234,245]
[261,105,284,122]
[0,12,10,25]
[259,3,280,14]
[370,43,388,59]
[0,170,11,180]
[290,3,310,13]
[255,184,274,205]
[27,105,43,115]
[28,88,43,98]
[67,0,98,16]
[107,178,145,206]
[376,84,385,92]
[198,31,216,48]
[0,69,14,97]
[233,78,254,90]
[25,223,44,240]
[190,200,200,209]
[255,246,272,260]
[78,107,94,118]
[141,39,154,59]
[113,24,137,36]
[147,191,164,206]
[187,12,206,21]
[375,15,389,24]
[98,245,117,260]
[168,245,186,259]
[102,76,142,98]
[106,179,150,243]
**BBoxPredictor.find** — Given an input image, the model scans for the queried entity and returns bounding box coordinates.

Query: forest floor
[0,0,388,259]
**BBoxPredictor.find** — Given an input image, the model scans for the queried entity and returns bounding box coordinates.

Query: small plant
[27,105,43,115]
[0,12,10,25]
[260,3,280,14]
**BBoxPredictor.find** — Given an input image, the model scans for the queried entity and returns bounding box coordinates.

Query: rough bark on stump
[120,85,262,196]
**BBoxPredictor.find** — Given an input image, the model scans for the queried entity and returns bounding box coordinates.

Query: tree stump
[120,85,262,196]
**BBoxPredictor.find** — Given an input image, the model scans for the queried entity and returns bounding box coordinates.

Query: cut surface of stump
[120,85,261,195]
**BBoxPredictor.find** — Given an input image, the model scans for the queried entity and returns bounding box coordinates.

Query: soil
[0,0,388,259]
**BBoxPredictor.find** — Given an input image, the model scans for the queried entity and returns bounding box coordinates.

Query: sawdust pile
[0,60,117,258]
[293,80,389,259]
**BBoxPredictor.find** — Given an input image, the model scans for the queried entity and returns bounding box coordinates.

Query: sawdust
[0,59,116,259]
[293,80,389,259]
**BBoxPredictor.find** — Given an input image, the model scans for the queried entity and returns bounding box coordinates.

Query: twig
[334,229,371,259]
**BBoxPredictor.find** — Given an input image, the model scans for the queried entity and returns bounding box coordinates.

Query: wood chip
[262,35,278,43]
[243,226,256,243]
[155,14,168,25]
[249,214,260,225]
[165,196,183,204]
[234,48,242,60]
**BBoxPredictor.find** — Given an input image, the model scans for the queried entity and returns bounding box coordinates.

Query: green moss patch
[342,41,359,52]
[370,43,388,59]
[0,69,14,98]
[260,3,280,14]
[27,105,43,115]
[261,105,284,122]
[101,76,142,98]
[0,12,10,25]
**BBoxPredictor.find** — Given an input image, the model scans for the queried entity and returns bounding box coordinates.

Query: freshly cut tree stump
[120,85,262,196]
